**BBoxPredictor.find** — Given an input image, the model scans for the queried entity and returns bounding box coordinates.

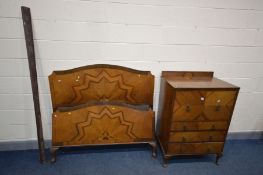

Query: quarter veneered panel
[174,90,206,106]
[172,106,203,121]
[204,91,237,106]
[172,90,237,121]
[172,106,232,121]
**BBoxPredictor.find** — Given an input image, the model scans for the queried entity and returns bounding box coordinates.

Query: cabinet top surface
[162,71,239,89]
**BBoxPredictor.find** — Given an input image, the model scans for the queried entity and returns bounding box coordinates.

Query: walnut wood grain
[49,65,156,162]
[167,142,224,155]
[172,90,237,122]
[168,131,226,143]
[162,71,238,89]
[158,78,175,151]
[49,64,154,111]
[157,71,239,166]
[52,104,154,146]
[56,100,151,112]
[172,106,232,121]
[170,121,229,131]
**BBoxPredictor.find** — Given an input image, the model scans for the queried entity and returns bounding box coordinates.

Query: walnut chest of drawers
[157,71,239,166]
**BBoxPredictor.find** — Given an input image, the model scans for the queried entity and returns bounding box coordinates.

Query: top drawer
[173,90,237,107]
[204,91,237,106]
[172,90,237,121]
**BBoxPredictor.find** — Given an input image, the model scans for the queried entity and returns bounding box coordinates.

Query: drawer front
[167,142,224,155]
[170,121,229,131]
[173,90,206,106]
[168,131,226,143]
[172,90,237,122]
[204,91,237,106]
[174,90,236,107]
[172,106,203,121]
[172,106,231,121]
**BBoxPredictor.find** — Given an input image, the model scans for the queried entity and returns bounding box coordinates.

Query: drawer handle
[183,125,187,131]
[209,135,213,141]
[216,99,221,111]
[211,125,216,130]
[200,97,205,101]
[186,106,191,112]
[182,137,186,142]
[215,105,221,111]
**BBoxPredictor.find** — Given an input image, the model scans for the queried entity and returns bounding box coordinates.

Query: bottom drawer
[168,131,226,142]
[167,142,224,155]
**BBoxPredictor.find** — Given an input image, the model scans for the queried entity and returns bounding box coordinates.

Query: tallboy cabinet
[157,71,239,167]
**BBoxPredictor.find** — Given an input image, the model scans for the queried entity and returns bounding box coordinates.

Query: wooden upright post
[21,6,46,163]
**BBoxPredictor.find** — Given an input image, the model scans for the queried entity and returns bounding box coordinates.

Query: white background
[0,0,263,142]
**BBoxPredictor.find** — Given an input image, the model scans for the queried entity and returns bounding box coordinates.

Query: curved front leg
[149,141,157,159]
[162,156,170,168]
[50,147,59,163]
[215,153,223,165]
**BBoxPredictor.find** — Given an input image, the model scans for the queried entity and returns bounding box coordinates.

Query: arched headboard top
[52,64,152,75]
[49,64,154,111]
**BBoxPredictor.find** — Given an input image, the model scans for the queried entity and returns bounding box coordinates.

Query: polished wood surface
[157,71,239,166]
[168,131,226,142]
[52,104,154,146]
[167,142,224,155]
[170,121,229,131]
[163,71,238,89]
[49,64,156,162]
[49,64,154,111]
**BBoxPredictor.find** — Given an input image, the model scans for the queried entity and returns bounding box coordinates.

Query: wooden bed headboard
[49,64,155,111]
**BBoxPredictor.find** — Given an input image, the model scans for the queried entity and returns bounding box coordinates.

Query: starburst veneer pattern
[53,105,154,146]
[49,64,154,111]
[49,65,156,163]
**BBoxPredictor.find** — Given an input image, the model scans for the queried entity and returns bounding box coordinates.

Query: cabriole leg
[149,141,157,159]
[162,156,169,168]
[215,153,222,165]
[50,147,59,163]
